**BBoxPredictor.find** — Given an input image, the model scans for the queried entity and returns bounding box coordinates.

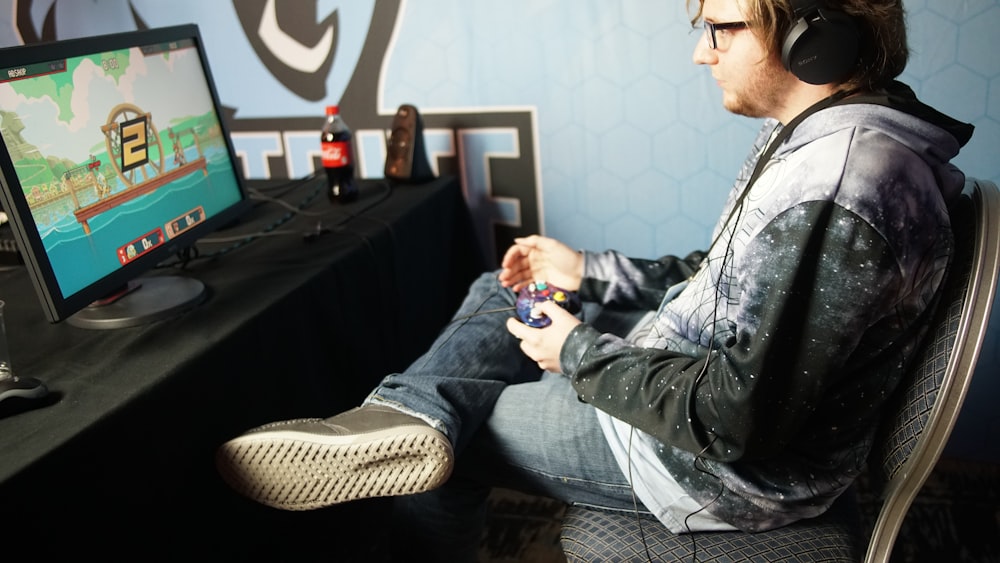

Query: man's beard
[722,58,789,120]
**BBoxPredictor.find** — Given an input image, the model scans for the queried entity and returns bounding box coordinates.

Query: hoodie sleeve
[561,201,918,462]
[577,249,705,310]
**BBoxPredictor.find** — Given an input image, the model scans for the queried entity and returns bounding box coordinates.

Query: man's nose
[692,32,716,65]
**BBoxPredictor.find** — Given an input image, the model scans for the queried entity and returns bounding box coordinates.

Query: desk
[0,176,485,560]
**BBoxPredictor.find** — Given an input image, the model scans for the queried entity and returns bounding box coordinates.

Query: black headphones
[781,0,860,85]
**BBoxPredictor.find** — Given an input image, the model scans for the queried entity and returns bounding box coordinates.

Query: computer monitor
[0,24,250,329]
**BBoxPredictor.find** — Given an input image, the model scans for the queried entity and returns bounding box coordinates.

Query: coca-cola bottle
[320,105,358,203]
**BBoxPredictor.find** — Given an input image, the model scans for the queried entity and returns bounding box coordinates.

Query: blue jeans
[367,273,643,561]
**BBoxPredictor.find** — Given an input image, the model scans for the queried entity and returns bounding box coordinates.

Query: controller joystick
[515,281,581,328]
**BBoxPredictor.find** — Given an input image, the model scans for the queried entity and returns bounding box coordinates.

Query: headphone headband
[789,0,824,17]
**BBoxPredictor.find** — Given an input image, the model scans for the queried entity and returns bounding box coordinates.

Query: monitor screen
[0,24,250,329]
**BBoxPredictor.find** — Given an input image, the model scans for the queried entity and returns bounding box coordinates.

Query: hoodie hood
[775,81,974,204]
[866,81,975,147]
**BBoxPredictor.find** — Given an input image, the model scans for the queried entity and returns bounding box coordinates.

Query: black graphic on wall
[233,0,338,101]
[15,0,150,42]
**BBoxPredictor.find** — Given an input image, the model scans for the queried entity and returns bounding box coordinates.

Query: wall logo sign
[234,0,338,102]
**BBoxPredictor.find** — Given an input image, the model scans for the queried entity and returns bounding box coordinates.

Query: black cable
[251,172,320,199]
[681,172,749,562]
[327,222,403,355]
[628,426,655,562]
[160,173,327,269]
[299,180,395,241]
[163,177,395,270]
[632,159,747,563]
[328,180,395,229]
[246,188,328,217]
[448,306,516,324]
[684,436,725,563]
[670,94,859,557]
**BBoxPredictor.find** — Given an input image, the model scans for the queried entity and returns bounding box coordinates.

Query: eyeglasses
[702,20,748,50]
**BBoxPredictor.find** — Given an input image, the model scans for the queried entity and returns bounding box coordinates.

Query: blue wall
[0,0,996,460]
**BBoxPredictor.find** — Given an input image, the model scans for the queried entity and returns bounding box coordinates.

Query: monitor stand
[67,276,207,330]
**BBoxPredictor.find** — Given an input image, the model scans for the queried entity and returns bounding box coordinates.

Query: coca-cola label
[322,140,351,167]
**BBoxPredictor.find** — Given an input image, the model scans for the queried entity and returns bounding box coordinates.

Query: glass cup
[0,300,13,381]
[0,300,48,404]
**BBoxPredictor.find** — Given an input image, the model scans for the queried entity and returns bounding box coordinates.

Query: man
[216,0,973,559]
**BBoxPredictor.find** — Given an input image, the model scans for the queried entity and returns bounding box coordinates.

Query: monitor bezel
[0,24,251,324]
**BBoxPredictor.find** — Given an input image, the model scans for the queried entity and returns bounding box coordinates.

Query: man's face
[693,0,794,120]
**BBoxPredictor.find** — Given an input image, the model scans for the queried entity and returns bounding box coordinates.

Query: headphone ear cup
[781,9,860,85]
[781,17,811,71]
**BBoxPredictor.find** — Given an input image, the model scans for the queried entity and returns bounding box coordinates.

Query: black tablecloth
[0,176,486,560]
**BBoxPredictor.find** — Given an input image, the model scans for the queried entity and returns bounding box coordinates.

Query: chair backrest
[864,179,1000,563]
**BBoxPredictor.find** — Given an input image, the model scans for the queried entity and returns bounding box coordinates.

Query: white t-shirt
[596,289,738,533]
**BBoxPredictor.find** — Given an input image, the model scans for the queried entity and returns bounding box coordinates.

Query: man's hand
[498,235,583,292]
[506,301,581,373]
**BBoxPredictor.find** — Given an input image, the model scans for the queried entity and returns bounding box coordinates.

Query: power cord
[301,180,395,241]
[628,426,655,562]
[161,173,326,268]
[683,435,726,562]
[449,306,516,324]
[161,176,395,270]
[625,176,743,562]
[679,193,742,563]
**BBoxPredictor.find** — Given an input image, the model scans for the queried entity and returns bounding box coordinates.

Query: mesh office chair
[560,179,1000,563]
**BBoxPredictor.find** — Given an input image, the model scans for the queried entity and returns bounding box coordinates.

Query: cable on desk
[331,180,395,228]
[250,173,320,200]
[247,188,328,218]
[159,172,326,269]
[159,177,396,271]
[300,180,395,242]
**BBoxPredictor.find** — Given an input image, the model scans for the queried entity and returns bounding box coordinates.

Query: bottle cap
[326,105,339,116]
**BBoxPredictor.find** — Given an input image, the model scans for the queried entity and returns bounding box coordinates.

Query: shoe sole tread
[216,425,452,510]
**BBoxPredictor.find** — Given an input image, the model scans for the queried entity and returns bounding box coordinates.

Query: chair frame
[863,179,1000,563]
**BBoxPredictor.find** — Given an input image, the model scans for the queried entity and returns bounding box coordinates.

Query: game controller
[515,281,581,328]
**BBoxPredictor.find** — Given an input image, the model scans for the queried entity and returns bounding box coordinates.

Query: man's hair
[688,0,908,89]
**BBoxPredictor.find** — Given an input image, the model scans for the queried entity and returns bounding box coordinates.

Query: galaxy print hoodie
[560,82,974,532]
